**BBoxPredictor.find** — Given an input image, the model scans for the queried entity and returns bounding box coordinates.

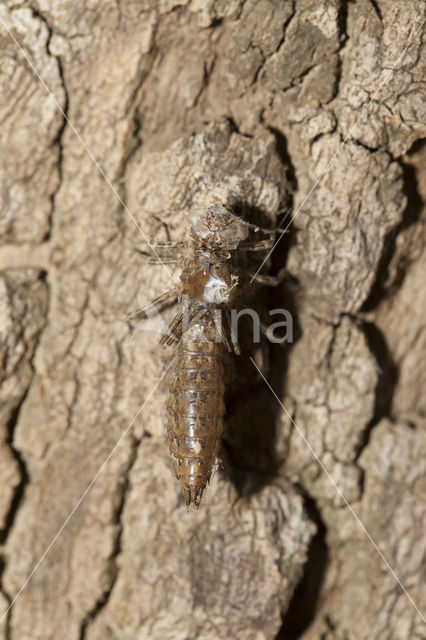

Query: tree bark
[0,1,425,639]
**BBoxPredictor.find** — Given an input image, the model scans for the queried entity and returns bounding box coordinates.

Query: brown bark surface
[0,1,425,639]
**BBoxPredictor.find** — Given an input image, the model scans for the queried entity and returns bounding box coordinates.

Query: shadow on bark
[221,200,300,499]
[275,491,328,639]
[0,397,30,546]
[362,138,425,311]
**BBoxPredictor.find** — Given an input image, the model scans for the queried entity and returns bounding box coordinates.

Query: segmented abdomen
[167,316,224,509]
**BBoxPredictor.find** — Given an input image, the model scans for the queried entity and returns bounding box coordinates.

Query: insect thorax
[190,204,249,251]
[182,257,235,305]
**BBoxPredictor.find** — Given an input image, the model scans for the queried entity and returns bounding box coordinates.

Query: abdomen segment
[167,328,224,509]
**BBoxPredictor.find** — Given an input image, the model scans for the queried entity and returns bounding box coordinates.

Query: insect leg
[239,238,275,252]
[159,311,184,346]
[148,218,175,243]
[134,241,189,263]
[160,304,205,346]
[148,220,164,243]
[211,307,232,353]
[224,306,241,355]
[244,266,287,286]
[150,241,187,249]
[126,289,178,322]
[138,256,183,264]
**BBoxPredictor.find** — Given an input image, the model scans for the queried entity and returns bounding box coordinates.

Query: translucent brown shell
[163,203,247,508]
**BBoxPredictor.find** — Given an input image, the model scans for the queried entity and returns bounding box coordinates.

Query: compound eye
[190,213,210,239]
[232,220,249,241]
[218,221,249,248]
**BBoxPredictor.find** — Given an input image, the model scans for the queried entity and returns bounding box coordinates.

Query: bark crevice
[30,5,69,242]
[275,488,328,639]
[362,139,425,311]
[79,434,141,640]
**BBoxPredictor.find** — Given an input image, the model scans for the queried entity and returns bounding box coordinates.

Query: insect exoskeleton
[163,203,249,508]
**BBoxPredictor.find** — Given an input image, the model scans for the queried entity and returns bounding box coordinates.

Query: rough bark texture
[0,1,425,639]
